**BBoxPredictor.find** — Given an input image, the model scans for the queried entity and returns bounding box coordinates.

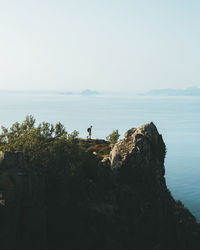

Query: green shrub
[106,129,120,144]
[0,115,80,173]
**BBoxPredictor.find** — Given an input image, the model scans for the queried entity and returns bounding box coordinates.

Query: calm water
[0,93,200,221]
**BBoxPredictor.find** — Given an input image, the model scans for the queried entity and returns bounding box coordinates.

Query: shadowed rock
[108,122,200,249]
[0,123,200,250]
[110,122,166,185]
[0,151,46,250]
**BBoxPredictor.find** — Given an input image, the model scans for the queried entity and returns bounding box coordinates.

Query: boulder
[110,122,166,185]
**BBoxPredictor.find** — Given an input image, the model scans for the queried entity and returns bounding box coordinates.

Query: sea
[0,92,199,221]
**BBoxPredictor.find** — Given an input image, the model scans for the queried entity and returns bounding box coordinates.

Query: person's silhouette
[87,125,92,139]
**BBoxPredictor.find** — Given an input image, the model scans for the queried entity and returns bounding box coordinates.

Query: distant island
[0,89,100,96]
[142,86,200,96]
[60,89,100,96]
[80,89,100,95]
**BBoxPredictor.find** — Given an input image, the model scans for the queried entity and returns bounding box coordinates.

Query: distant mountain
[80,89,100,95]
[143,86,200,96]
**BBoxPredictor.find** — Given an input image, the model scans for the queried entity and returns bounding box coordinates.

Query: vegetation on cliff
[106,129,120,145]
[0,115,79,169]
[0,117,200,250]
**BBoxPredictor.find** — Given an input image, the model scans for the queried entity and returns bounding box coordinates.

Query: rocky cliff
[0,152,46,250]
[107,122,200,249]
[0,122,200,250]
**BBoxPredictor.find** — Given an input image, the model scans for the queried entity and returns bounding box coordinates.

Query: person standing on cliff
[87,125,92,139]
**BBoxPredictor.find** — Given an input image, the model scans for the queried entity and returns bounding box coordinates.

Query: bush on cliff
[0,115,80,170]
[0,115,101,195]
[0,116,110,249]
[106,129,120,144]
[1,118,200,250]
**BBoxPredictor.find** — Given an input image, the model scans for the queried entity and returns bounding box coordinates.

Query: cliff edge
[106,122,200,249]
[0,122,200,250]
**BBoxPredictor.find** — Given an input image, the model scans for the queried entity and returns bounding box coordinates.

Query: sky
[0,0,200,92]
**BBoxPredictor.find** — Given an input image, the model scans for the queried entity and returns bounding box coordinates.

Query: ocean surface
[0,93,199,221]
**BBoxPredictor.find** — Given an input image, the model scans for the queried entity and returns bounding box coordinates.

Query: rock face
[0,152,46,250]
[108,122,200,249]
[110,122,165,186]
[0,123,200,250]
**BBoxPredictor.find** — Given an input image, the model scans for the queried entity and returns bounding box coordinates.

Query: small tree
[106,129,120,144]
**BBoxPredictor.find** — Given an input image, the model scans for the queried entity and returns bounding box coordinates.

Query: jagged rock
[110,122,165,184]
[108,122,200,249]
[124,128,136,138]
[0,123,200,250]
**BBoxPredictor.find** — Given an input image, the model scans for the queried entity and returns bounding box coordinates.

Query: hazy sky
[0,0,200,92]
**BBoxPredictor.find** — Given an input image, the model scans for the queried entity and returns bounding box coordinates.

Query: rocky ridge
[0,122,200,250]
[102,122,200,249]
